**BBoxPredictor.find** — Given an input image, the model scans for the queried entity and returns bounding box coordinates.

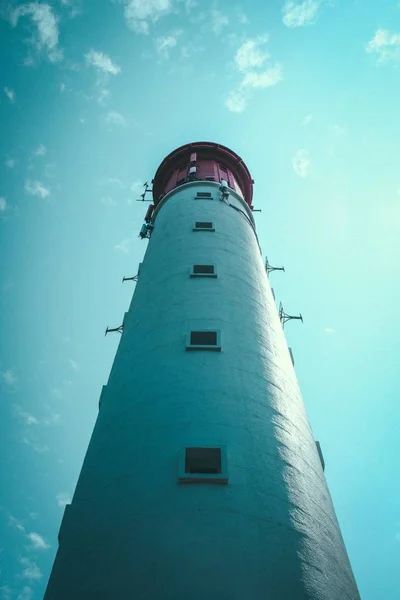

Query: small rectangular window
[196,192,212,198]
[289,347,295,366]
[186,330,221,351]
[178,446,228,484]
[190,264,217,278]
[316,441,325,471]
[205,176,216,181]
[193,221,214,231]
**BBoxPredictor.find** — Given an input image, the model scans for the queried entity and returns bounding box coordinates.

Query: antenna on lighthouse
[105,325,124,336]
[136,182,153,202]
[122,275,138,283]
[279,302,303,329]
[265,257,285,275]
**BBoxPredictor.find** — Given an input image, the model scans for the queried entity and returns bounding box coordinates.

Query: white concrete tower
[44,142,360,599]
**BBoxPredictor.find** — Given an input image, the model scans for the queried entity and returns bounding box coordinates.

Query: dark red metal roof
[152,141,253,207]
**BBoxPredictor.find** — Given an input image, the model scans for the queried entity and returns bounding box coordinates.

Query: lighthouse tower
[44,142,360,600]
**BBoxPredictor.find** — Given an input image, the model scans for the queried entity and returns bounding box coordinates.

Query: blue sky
[1,0,400,598]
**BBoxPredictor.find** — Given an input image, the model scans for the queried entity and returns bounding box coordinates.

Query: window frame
[178,446,228,484]
[193,221,215,232]
[190,264,217,278]
[186,329,221,351]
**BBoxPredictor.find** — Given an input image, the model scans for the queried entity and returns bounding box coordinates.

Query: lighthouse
[44,142,360,599]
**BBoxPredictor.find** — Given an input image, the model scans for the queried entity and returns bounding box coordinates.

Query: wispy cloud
[4,88,15,102]
[9,515,26,533]
[121,0,172,34]
[235,37,269,72]
[26,532,50,550]
[302,113,313,126]
[101,196,117,207]
[105,110,126,126]
[68,358,79,370]
[11,3,63,63]
[155,32,181,59]
[14,402,60,428]
[366,29,400,64]
[23,437,49,454]
[33,144,46,157]
[225,36,282,113]
[18,558,42,580]
[85,51,121,104]
[56,492,71,508]
[210,8,229,36]
[114,238,132,254]
[241,66,283,89]
[324,327,336,335]
[0,585,13,600]
[13,406,39,426]
[17,587,33,600]
[331,123,347,136]
[282,0,323,28]
[85,50,121,75]
[0,369,17,387]
[99,177,125,188]
[24,180,50,199]
[0,197,7,213]
[5,159,16,168]
[292,149,310,178]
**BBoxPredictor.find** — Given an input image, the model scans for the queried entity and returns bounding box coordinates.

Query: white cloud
[101,196,117,206]
[23,437,49,454]
[121,0,172,34]
[0,198,7,212]
[156,33,180,59]
[56,492,71,508]
[4,88,15,102]
[85,50,121,75]
[210,8,229,35]
[224,89,247,113]
[11,3,63,63]
[324,327,336,335]
[114,238,132,253]
[1,586,13,600]
[226,36,282,113]
[235,36,269,72]
[17,587,33,600]
[366,29,400,63]
[292,149,310,178]
[242,65,283,88]
[9,515,26,533]
[282,0,322,28]
[302,113,313,125]
[18,558,42,580]
[13,405,39,426]
[0,369,17,386]
[26,532,50,550]
[24,180,50,198]
[68,358,79,370]
[105,110,126,125]
[100,177,125,188]
[5,159,16,168]
[331,124,346,136]
[33,144,46,157]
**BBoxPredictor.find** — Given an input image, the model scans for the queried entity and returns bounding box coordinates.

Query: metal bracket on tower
[279,302,303,329]
[122,275,138,283]
[136,182,153,202]
[105,325,124,336]
[265,257,285,275]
